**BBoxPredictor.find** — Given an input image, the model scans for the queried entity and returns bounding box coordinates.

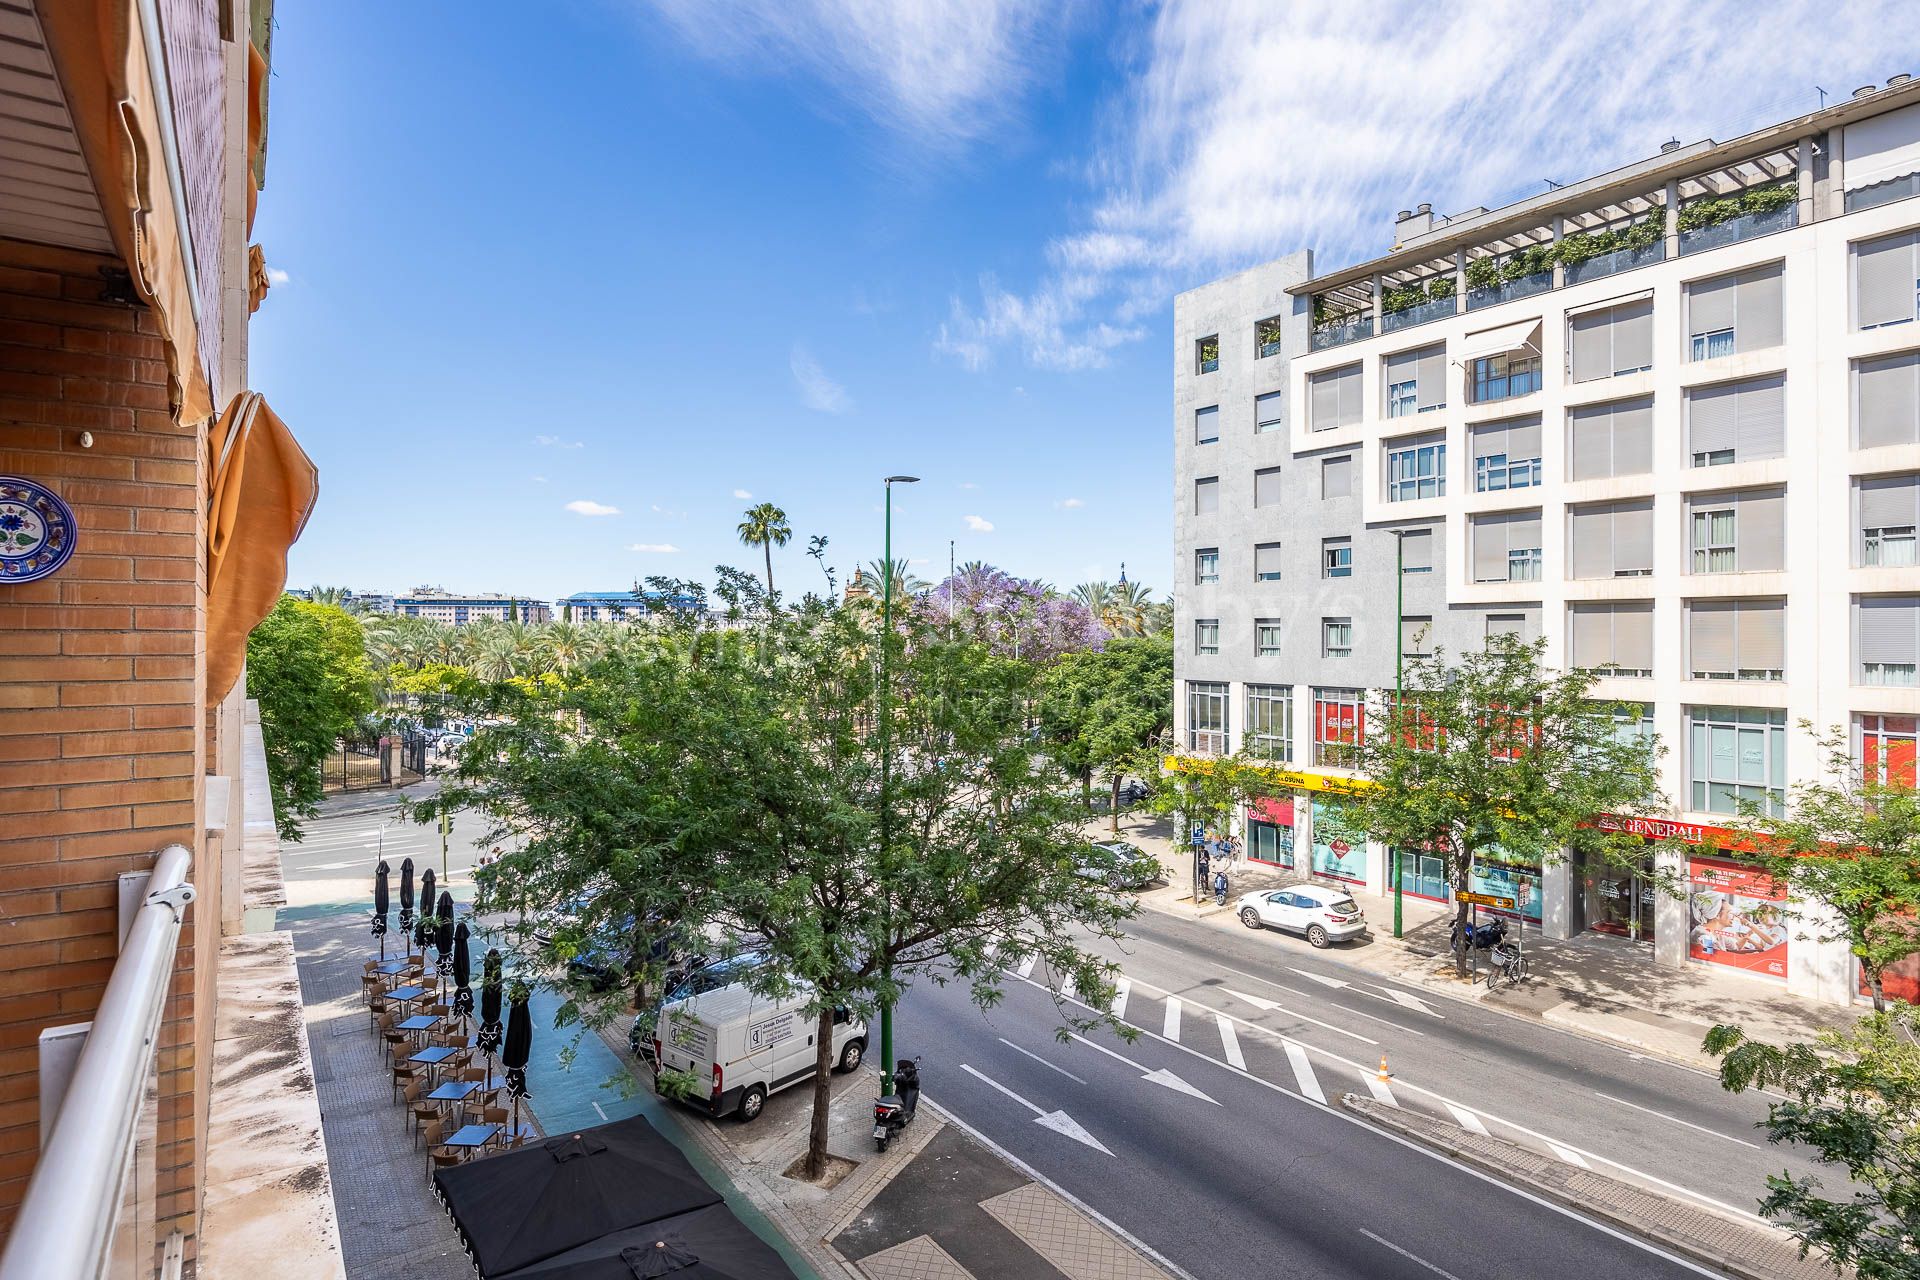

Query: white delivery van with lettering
[651,979,866,1122]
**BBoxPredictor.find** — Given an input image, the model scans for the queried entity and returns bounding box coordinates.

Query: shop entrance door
[1583,849,1657,944]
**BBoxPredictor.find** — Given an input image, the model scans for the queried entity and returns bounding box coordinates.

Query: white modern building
[1172,78,1920,1005]
[394,587,552,624]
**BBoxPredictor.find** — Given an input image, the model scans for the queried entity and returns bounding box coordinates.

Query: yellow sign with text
[1164,755,1378,796]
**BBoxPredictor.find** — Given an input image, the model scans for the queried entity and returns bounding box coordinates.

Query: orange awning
[207,393,318,700]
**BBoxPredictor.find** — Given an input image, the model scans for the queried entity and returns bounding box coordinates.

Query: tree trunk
[1109,773,1122,834]
[803,1005,836,1180]
[1080,767,1092,813]
[1452,898,1470,978]
[1868,967,1886,1013]
[764,545,775,600]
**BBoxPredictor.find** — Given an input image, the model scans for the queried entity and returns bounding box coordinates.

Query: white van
[651,981,866,1122]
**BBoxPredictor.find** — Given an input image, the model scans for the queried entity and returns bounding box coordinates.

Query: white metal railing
[0,845,195,1280]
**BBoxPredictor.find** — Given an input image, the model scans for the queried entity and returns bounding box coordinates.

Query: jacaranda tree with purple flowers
[919,563,1105,665]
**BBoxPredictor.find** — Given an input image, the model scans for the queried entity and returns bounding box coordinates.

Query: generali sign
[1593,812,1741,847]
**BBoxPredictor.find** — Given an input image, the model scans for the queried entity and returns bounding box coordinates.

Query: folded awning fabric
[207,392,317,700]
[1455,318,1542,364]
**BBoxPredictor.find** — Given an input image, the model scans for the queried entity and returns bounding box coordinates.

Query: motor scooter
[1450,916,1508,950]
[1212,870,1229,906]
[872,1058,920,1152]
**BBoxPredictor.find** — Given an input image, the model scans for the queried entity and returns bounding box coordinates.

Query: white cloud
[1056,497,1084,509]
[634,0,1070,150]
[937,1,1905,371]
[957,481,978,489]
[530,475,549,484]
[536,434,585,449]
[963,514,994,533]
[565,499,621,517]
[627,543,681,553]
[265,267,290,285]
[790,345,851,413]
[732,488,753,500]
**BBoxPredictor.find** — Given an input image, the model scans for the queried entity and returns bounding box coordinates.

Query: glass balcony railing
[1564,240,1666,285]
[1679,204,1798,256]
[1310,315,1373,351]
[1381,293,1458,333]
[1466,269,1553,311]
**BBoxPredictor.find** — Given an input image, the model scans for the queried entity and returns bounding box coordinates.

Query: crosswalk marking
[1445,1103,1491,1137]
[1162,997,1182,1041]
[1215,1015,1244,1069]
[1283,1040,1325,1104]
[1546,1141,1589,1168]
[1109,978,1130,1020]
[1057,973,1077,1002]
[1016,955,1037,979]
[1364,1071,1397,1107]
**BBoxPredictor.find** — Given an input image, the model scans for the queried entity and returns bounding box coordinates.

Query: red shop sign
[1593,812,1741,847]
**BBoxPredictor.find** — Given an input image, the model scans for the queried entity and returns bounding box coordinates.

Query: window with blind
[1859,474,1920,566]
[1321,455,1353,498]
[1569,601,1654,677]
[1254,466,1283,507]
[1855,230,1920,330]
[1569,298,1654,382]
[1472,416,1542,492]
[1687,376,1785,466]
[1386,433,1446,502]
[1322,618,1353,658]
[1857,352,1920,448]
[1195,547,1220,584]
[1470,510,1543,583]
[1858,595,1920,686]
[1195,476,1219,514]
[1402,615,1433,659]
[1245,686,1292,761]
[1254,541,1283,581]
[1688,706,1786,815]
[1195,405,1220,444]
[1858,712,1918,786]
[1689,599,1785,680]
[1255,391,1284,434]
[1399,528,1433,573]
[1384,344,1447,417]
[1568,500,1654,578]
[1322,536,1352,578]
[1688,489,1784,573]
[1485,613,1527,640]
[1187,681,1229,753]
[1686,264,1784,360]
[1194,619,1220,655]
[1310,363,1364,431]
[1255,618,1283,657]
[1313,687,1364,765]
[1568,397,1653,480]
[1470,352,1542,404]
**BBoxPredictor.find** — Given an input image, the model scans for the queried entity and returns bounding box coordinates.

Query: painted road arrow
[959,1064,1113,1154]
[1069,1034,1220,1105]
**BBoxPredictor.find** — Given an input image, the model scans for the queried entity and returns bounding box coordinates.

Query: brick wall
[0,237,209,1248]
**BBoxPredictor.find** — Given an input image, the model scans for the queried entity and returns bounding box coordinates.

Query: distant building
[347,590,397,615]
[394,586,550,624]
[558,589,704,622]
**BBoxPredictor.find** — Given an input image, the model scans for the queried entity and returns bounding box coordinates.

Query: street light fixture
[1390,529,1409,940]
[878,475,918,1097]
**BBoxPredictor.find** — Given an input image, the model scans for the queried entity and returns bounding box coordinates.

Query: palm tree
[1071,581,1113,617]
[306,585,349,607]
[736,503,792,597]
[538,621,584,673]
[854,558,928,600]
[1106,580,1156,637]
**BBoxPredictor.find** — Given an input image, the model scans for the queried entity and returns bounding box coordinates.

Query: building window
[1570,601,1653,677]
[1255,391,1284,434]
[1256,316,1284,359]
[1470,511,1542,583]
[1194,619,1220,655]
[1255,618,1283,656]
[1254,542,1283,582]
[1322,536,1353,578]
[1313,687,1364,766]
[1569,298,1654,382]
[1688,489,1784,574]
[1689,599,1785,681]
[1310,363,1364,431]
[1688,705,1786,816]
[1471,417,1542,492]
[1854,230,1920,331]
[1254,466,1283,507]
[1859,595,1920,686]
[1245,685,1292,760]
[1197,335,1220,374]
[1386,434,1446,502]
[1384,343,1446,418]
[1857,352,1920,449]
[1485,613,1527,642]
[1860,474,1920,566]
[1686,263,1784,360]
[1401,615,1433,660]
[1610,702,1656,748]
[1195,405,1220,444]
[1568,500,1654,579]
[1687,376,1784,467]
[1568,396,1653,481]
[1859,713,1917,787]
[1321,455,1353,499]
[1470,352,1542,403]
[1322,618,1353,658]
[1195,476,1220,515]
[1194,548,1220,584]
[1187,681,1229,754]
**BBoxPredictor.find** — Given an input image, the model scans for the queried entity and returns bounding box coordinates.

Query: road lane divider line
[1363,1071,1397,1107]
[1162,996,1181,1041]
[1109,977,1130,1020]
[1283,1040,1325,1104]
[1215,1016,1244,1069]
[1357,1229,1464,1280]
[997,1038,1087,1085]
[1592,1092,1765,1150]
[1445,1103,1492,1137]
[1213,985,1380,1044]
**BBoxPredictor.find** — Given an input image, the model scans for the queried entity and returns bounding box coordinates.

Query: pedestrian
[1197,840,1212,893]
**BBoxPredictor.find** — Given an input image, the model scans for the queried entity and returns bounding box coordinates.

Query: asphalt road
[276,781,500,911]
[902,972,1720,1280]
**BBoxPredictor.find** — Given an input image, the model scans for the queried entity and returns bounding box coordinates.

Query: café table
[409,1044,457,1086]
[371,958,408,977]
[396,1014,439,1046]
[441,1123,501,1158]
[427,1079,480,1123]
[386,985,426,1014]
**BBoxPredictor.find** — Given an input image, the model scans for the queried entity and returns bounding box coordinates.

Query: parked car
[1237,884,1366,948]
[1078,840,1163,891]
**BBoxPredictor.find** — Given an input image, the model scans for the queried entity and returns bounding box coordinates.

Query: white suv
[1237,884,1366,948]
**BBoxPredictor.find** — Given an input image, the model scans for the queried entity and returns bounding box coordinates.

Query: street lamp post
[878,475,919,1098]
[1391,530,1407,940]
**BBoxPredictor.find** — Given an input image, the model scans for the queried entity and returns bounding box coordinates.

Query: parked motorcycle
[872,1058,921,1152]
[1450,916,1508,950]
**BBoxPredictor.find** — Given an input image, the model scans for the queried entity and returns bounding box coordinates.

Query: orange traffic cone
[1378,1054,1391,1082]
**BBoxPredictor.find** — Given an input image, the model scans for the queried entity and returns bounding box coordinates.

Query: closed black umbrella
[398,858,415,938]
[416,868,437,956]
[502,989,533,1139]
[371,860,390,959]
[452,922,473,1028]
[477,949,504,1069]
[435,890,455,977]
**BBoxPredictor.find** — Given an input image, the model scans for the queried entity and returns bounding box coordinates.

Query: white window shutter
[1336,364,1363,426]
[1860,596,1920,666]
[1400,528,1433,570]
[1569,603,1608,667]
[1415,345,1447,407]
[1856,232,1919,329]
[1616,602,1654,671]
[1507,417,1542,459]
[1689,274,1737,337]
[1736,266,1784,352]
[1859,353,1920,449]
[1615,501,1654,574]
[1255,467,1283,507]
[1311,370,1339,428]
[1739,489,1786,572]
[1689,383,1738,456]
[1472,516,1506,580]
[1570,310,1608,382]
[1616,301,1654,372]
[1569,506,1610,579]
[1691,602,1736,674]
[1734,376,1786,460]
[1742,600,1786,673]
[1860,474,1920,530]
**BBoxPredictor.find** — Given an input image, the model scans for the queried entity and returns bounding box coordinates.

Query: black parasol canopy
[491,1203,799,1279]
[503,991,532,1097]
[477,949,504,1055]
[435,890,455,976]
[452,922,473,1020]
[416,868,437,954]
[372,860,390,941]
[431,1117,725,1278]
[398,858,415,935]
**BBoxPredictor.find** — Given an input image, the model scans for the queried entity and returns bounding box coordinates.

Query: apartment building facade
[393,588,551,624]
[1173,78,1920,1007]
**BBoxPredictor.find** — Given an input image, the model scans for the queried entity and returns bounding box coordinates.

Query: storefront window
[1394,847,1448,902]
[1688,856,1788,981]
[1578,848,1657,943]
[1859,713,1918,788]
[1247,795,1297,869]
[1310,795,1368,884]
[1469,847,1542,923]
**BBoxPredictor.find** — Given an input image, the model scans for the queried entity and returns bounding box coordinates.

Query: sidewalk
[1094,812,1859,1069]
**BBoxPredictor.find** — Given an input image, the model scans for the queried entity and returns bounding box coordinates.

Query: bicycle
[1484,941,1529,991]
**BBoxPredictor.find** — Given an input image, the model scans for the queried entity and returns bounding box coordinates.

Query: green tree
[430,599,1131,1180]
[1134,744,1276,898]
[1706,1007,1919,1277]
[1039,634,1174,828]
[1730,725,1920,1012]
[1332,636,1667,975]
[246,596,376,840]
[736,502,791,599]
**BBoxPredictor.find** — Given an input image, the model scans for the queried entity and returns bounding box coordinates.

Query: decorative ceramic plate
[0,475,76,583]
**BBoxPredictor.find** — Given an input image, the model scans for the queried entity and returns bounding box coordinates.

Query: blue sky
[259,1,1910,606]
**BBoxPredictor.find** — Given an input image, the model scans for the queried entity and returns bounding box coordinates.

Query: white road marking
[1285,967,1443,1022]
[1381,988,1443,1018]
[1446,1103,1491,1137]
[1067,1034,1219,1105]
[1162,996,1181,1041]
[1056,973,1076,1002]
[1593,1092,1765,1150]
[958,1064,1112,1155]
[1364,1071,1398,1107]
[592,1101,609,1121]
[1358,1229,1464,1280]
[998,1038,1087,1085]
[1217,986,1380,1044]
[1283,1040,1325,1104]
[1015,955,1037,979]
[1289,967,1348,989]
[1109,978,1130,1021]
[1547,1141,1590,1168]
[1215,1015,1244,1069]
